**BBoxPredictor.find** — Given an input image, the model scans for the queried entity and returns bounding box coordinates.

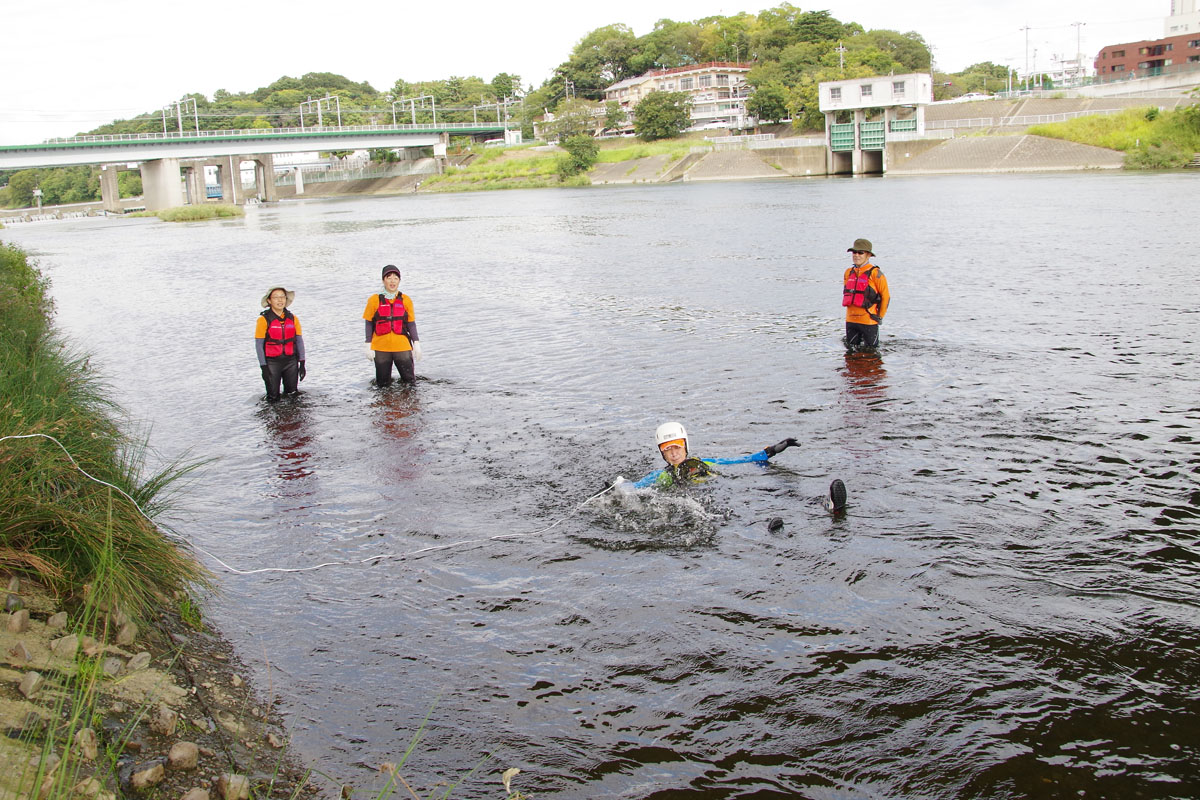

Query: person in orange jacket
[842,237,890,350]
[254,285,305,401]
[363,264,421,386]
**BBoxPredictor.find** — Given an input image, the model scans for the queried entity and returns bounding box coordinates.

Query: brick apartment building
[1094,32,1200,79]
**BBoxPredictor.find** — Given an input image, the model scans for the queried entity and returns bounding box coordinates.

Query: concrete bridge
[0,122,510,211]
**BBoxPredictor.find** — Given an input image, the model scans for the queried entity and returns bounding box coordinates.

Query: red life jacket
[842,266,881,310]
[373,293,407,336]
[262,310,296,357]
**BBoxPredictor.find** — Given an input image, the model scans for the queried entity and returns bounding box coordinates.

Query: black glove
[298,361,307,381]
[763,437,799,457]
[260,365,269,381]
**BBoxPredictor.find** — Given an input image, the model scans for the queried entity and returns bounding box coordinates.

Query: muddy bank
[0,575,315,800]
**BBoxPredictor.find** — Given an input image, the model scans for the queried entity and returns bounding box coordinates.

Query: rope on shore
[0,433,619,576]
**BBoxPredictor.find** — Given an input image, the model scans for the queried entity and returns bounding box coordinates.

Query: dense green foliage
[0,242,209,612]
[557,135,600,180]
[1028,103,1200,169]
[634,92,692,141]
[0,166,141,209]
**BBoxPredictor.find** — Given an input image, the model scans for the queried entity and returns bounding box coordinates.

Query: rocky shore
[0,575,314,800]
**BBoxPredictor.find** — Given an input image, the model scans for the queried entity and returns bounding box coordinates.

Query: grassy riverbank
[1028,103,1200,168]
[0,242,209,612]
[0,242,294,800]
[128,205,244,222]
[421,138,702,192]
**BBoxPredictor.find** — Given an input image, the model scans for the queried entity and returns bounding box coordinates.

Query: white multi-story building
[1166,0,1200,35]
[604,62,754,131]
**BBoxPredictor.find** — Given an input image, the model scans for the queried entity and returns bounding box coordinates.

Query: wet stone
[19,670,45,698]
[9,640,32,662]
[50,633,79,659]
[116,622,138,647]
[181,789,210,800]
[75,728,99,761]
[47,611,68,629]
[215,774,250,800]
[72,777,104,798]
[150,704,178,736]
[102,656,124,678]
[127,651,152,671]
[7,608,30,633]
[168,741,200,770]
[130,762,166,791]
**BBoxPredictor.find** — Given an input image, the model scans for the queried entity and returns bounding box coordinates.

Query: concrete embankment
[888,135,1125,174]
[585,133,1124,185]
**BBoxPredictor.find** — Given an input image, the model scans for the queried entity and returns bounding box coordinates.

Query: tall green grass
[128,205,244,221]
[595,139,704,163]
[1028,104,1200,168]
[0,242,210,614]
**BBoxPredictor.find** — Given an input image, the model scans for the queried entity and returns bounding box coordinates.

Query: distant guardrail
[927,107,1142,130]
[7,121,508,149]
[275,161,438,186]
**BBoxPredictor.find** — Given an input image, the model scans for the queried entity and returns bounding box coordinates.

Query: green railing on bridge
[859,121,885,150]
[0,122,510,152]
[829,123,855,152]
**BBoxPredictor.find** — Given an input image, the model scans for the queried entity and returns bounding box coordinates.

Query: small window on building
[830,87,842,101]
[717,74,730,86]
[1166,43,1174,51]
[1112,65,1125,72]
[893,81,906,95]
[1190,54,1200,62]
[1190,39,1200,48]
[860,84,873,99]
[699,75,712,88]
[1113,49,1125,57]
[680,77,694,90]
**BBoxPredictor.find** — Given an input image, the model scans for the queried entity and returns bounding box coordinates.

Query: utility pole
[834,41,847,73]
[1072,21,1086,85]
[1020,25,1031,90]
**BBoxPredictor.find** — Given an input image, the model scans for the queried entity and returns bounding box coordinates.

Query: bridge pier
[99,165,122,214]
[140,158,185,211]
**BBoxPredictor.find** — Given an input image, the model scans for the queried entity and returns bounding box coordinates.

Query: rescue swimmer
[254,285,306,401]
[630,422,848,510]
[842,237,890,350]
[364,264,422,386]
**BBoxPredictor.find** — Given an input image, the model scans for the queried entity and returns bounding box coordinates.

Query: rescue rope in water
[0,433,619,576]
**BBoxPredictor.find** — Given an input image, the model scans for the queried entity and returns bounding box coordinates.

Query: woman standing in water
[255,285,306,401]
[363,264,421,386]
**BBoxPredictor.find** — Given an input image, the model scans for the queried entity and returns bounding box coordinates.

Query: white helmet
[655,421,688,453]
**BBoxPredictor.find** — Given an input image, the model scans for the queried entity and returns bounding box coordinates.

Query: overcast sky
[0,0,1166,145]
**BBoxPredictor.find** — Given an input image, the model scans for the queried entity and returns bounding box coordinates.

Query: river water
[5,172,1198,799]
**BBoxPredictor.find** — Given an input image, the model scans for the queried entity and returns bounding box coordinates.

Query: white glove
[411,341,423,363]
[365,343,374,361]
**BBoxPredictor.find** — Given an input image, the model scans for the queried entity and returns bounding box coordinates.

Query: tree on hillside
[557,134,600,180]
[633,91,691,140]
[547,99,602,140]
[747,83,790,124]
[604,101,628,132]
[491,73,522,99]
[633,19,704,71]
[557,24,640,100]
